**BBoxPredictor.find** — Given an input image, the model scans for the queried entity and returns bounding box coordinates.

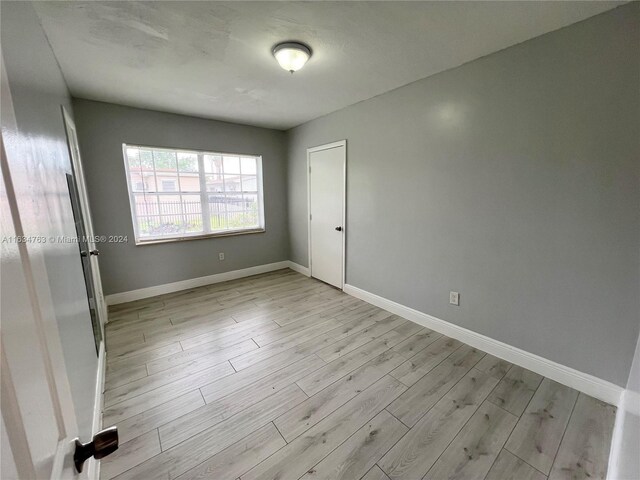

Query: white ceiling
[34,1,623,130]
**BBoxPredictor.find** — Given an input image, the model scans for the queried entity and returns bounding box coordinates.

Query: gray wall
[73,99,289,295]
[1,1,98,439]
[287,4,640,386]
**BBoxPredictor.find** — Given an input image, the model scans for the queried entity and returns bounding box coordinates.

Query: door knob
[335,226,343,232]
[74,426,119,473]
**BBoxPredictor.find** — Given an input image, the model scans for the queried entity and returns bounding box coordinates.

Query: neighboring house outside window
[123,144,265,243]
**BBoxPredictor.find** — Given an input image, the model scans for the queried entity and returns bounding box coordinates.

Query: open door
[62,108,107,341]
[1,57,116,480]
[1,55,83,479]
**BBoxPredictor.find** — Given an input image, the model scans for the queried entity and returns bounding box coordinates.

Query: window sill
[135,228,265,246]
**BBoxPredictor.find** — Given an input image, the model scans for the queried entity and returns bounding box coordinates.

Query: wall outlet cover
[450,291,460,306]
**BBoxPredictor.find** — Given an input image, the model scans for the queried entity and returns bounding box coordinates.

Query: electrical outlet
[449,291,460,306]
[219,253,225,261]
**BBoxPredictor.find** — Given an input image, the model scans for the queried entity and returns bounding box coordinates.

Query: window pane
[139,149,154,169]
[205,174,224,192]
[204,154,223,174]
[182,194,203,233]
[153,150,177,170]
[178,152,198,172]
[134,193,158,216]
[178,172,200,192]
[127,148,140,168]
[130,172,145,192]
[208,194,227,231]
[240,157,257,175]
[227,208,245,229]
[154,194,185,236]
[223,156,241,174]
[241,175,257,192]
[224,175,241,192]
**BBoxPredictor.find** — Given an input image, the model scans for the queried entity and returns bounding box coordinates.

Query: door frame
[306,140,347,289]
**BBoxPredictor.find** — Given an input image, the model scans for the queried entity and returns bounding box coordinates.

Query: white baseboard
[105,261,291,305]
[87,340,106,480]
[344,283,623,407]
[287,261,310,277]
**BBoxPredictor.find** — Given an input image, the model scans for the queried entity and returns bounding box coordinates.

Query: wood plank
[240,376,407,480]
[485,450,547,480]
[105,364,148,391]
[179,318,280,350]
[549,394,616,480]
[505,378,579,475]
[487,365,543,416]
[103,362,235,425]
[113,390,205,444]
[391,328,442,359]
[200,348,322,404]
[315,314,405,362]
[423,401,518,480]
[106,336,180,361]
[378,369,498,480]
[105,341,254,406]
[387,345,485,427]
[107,342,183,370]
[300,410,408,480]
[361,465,391,480]
[275,350,406,441]
[174,423,286,480]
[161,355,324,450]
[228,318,344,371]
[251,315,343,347]
[475,354,512,380]
[296,332,403,397]
[389,336,463,386]
[114,384,308,480]
[100,430,161,480]
[146,337,257,375]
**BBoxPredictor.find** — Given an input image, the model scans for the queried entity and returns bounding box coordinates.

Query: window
[123,144,265,244]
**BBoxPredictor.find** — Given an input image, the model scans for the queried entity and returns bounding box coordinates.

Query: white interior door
[1,59,83,480]
[62,108,107,332]
[308,141,346,289]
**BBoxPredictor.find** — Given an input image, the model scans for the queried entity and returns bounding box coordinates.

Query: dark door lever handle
[335,226,343,232]
[74,426,119,473]
[89,249,100,256]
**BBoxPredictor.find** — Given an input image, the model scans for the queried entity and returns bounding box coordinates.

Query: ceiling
[34,1,623,130]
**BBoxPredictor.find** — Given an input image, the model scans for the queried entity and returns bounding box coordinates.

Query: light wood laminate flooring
[101,269,616,480]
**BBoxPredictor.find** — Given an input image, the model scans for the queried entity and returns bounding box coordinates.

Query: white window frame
[122,144,265,245]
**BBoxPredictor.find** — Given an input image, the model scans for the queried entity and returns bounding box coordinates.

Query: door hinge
[310,214,312,220]
[309,165,311,173]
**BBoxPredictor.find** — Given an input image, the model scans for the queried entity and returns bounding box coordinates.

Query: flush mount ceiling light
[272,42,312,73]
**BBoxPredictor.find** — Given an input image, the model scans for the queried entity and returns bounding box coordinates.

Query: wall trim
[87,340,106,480]
[607,390,626,480]
[287,261,310,277]
[105,261,291,305]
[343,283,623,406]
